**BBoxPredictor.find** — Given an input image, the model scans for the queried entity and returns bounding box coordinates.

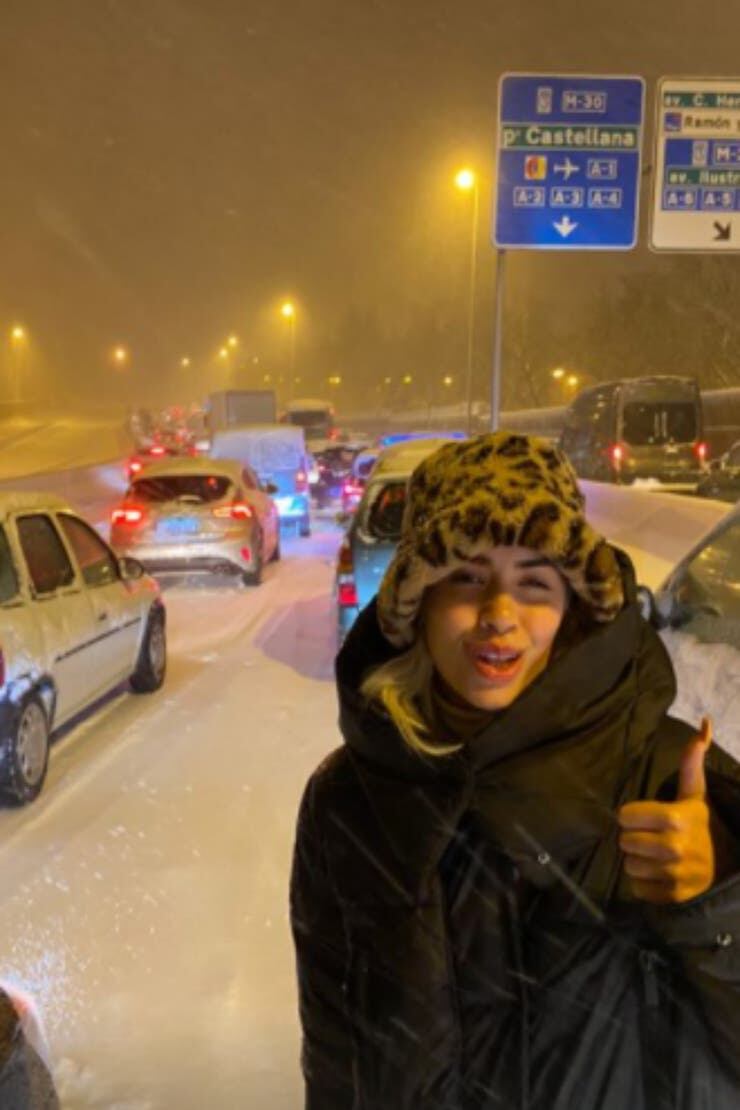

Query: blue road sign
[494,74,645,250]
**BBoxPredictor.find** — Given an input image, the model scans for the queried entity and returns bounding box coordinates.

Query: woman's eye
[449,569,486,586]
[519,576,550,590]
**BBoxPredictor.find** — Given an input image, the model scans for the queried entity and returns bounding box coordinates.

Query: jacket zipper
[439,883,465,1100]
[639,948,659,1008]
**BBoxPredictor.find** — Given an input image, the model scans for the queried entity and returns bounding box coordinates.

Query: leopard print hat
[376,432,625,647]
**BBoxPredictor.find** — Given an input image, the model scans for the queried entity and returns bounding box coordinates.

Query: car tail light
[213,502,253,521]
[336,538,359,606]
[695,441,708,463]
[128,459,143,475]
[338,581,358,606]
[296,469,308,492]
[610,443,625,465]
[150,445,166,457]
[111,507,144,526]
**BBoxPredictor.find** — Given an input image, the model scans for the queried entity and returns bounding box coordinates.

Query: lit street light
[567,374,579,389]
[218,347,229,360]
[181,357,191,369]
[227,335,238,349]
[551,367,566,380]
[443,375,454,387]
[112,346,129,367]
[455,167,480,434]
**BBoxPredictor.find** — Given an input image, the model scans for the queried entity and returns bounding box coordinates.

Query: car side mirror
[636,584,664,627]
[265,482,278,495]
[119,556,145,581]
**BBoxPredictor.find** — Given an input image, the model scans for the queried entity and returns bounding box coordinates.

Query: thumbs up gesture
[617,718,715,904]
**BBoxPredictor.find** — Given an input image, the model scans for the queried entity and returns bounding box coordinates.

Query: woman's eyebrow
[515,557,553,569]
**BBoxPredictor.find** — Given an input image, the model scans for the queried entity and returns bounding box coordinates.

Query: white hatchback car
[0,492,166,803]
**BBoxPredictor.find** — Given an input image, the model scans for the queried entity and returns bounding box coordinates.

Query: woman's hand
[617,718,718,904]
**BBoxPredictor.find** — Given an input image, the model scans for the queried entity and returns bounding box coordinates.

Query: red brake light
[214,502,253,521]
[695,441,708,462]
[112,507,144,526]
[338,582,358,606]
[611,444,624,464]
[150,445,166,456]
[128,460,143,475]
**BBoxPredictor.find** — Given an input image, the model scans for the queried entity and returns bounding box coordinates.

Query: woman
[290,432,740,1110]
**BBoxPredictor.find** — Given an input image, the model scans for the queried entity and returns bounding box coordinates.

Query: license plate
[158,517,199,536]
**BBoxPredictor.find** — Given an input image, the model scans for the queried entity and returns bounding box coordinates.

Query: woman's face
[423,546,569,711]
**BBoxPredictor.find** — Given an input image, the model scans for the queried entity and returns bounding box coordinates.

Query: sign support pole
[490,248,506,432]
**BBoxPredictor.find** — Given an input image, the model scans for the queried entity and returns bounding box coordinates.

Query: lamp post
[281,302,296,402]
[10,325,27,403]
[455,168,480,435]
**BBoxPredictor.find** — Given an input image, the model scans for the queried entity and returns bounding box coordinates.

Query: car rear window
[0,525,19,603]
[361,481,407,540]
[622,401,697,446]
[130,475,233,503]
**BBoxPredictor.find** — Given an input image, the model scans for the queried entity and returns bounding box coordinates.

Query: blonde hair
[360,636,463,758]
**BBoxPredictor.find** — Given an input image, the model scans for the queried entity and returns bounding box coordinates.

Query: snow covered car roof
[129,457,244,483]
[0,491,72,519]
[371,437,460,479]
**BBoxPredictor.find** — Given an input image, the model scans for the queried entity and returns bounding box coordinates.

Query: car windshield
[622,401,697,445]
[130,475,232,503]
[361,480,407,540]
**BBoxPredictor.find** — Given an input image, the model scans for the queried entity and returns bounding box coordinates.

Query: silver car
[0,492,165,803]
[110,458,280,585]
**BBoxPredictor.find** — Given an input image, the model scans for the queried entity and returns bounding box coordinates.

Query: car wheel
[243,530,264,585]
[4,694,49,805]
[130,607,167,693]
[299,516,311,538]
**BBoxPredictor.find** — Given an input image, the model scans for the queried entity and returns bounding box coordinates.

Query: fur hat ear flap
[377,432,624,647]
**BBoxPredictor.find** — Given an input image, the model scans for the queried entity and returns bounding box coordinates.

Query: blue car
[210,424,311,537]
[335,437,460,641]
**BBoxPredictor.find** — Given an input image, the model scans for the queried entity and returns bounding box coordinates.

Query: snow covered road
[0,526,344,1109]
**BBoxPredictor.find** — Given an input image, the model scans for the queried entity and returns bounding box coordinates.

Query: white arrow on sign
[553,216,578,238]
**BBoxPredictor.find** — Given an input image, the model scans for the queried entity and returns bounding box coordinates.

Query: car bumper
[115,537,259,576]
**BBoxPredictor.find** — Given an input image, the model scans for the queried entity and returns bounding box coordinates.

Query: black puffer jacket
[290,568,740,1109]
[0,988,58,1109]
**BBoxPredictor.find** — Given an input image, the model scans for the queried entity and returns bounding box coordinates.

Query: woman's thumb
[677,717,712,801]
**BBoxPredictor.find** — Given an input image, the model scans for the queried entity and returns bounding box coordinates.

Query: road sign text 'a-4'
[494,74,645,250]
[651,77,740,251]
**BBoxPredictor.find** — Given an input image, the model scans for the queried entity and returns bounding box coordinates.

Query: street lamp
[181,357,191,369]
[227,335,238,349]
[567,374,579,389]
[218,347,229,360]
[112,345,129,367]
[455,167,480,434]
[551,367,566,381]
